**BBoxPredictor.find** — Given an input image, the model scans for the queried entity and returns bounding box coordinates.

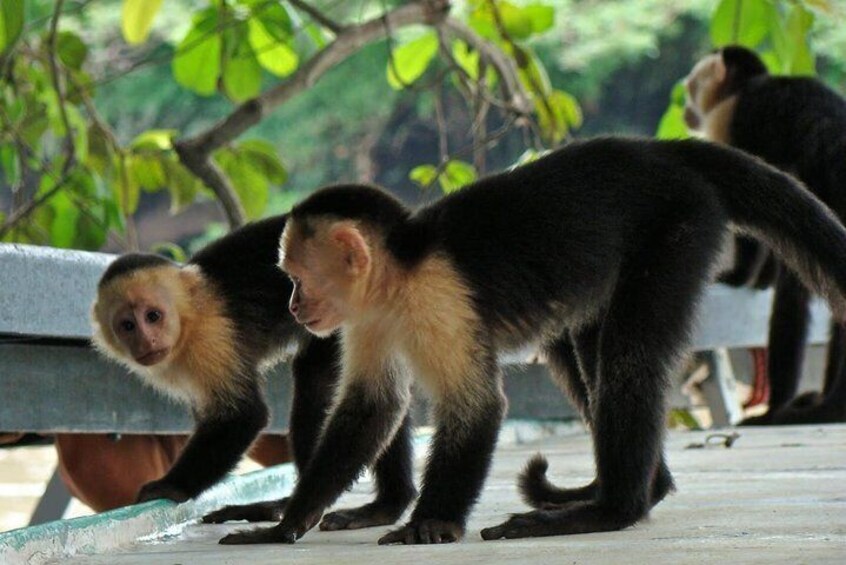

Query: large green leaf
[122,0,164,45]
[0,144,20,188]
[248,16,298,77]
[48,191,79,249]
[215,149,269,220]
[0,0,24,55]
[655,105,690,140]
[162,158,201,214]
[439,160,477,194]
[173,9,222,96]
[409,164,438,189]
[239,139,287,185]
[785,4,816,75]
[57,31,88,70]
[131,129,176,151]
[113,157,141,214]
[386,32,439,90]
[536,89,581,143]
[223,31,263,102]
[128,153,167,192]
[710,0,772,48]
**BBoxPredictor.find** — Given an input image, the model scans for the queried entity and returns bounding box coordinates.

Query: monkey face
[683,53,726,131]
[280,219,373,337]
[93,273,182,368]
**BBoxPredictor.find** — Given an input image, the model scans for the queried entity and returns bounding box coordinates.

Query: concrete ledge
[0,463,297,565]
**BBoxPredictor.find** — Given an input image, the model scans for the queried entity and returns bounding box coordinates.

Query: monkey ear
[330,223,371,276]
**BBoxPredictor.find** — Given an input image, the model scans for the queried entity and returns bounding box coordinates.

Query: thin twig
[287,0,343,34]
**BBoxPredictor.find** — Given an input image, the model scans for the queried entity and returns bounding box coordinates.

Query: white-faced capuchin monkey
[685,45,846,425]
[91,215,415,530]
[216,137,846,546]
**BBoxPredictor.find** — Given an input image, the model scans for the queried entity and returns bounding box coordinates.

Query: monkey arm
[379,369,505,545]
[136,380,269,503]
[218,377,409,544]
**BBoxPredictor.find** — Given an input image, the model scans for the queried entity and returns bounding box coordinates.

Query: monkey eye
[120,320,136,332]
[145,310,162,324]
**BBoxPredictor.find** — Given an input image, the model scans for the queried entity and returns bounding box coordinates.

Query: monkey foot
[771,395,845,425]
[202,498,289,523]
[136,479,190,504]
[481,503,635,540]
[218,524,297,545]
[320,501,404,531]
[378,519,464,545]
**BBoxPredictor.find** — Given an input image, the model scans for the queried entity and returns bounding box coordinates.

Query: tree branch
[174,0,451,229]
[287,0,343,35]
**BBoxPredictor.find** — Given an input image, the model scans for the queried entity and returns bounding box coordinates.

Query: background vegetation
[1,0,843,256]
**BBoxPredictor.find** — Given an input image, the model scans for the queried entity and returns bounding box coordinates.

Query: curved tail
[518,454,595,508]
[670,139,846,317]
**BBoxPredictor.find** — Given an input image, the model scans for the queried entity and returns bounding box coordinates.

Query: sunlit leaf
[223,34,263,102]
[162,158,201,214]
[57,31,87,70]
[536,89,581,143]
[386,32,438,90]
[0,144,20,188]
[122,0,164,45]
[215,149,269,219]
[710,0,771,48]
[439,160,476,193]
[248,16,298,77]
[131,129,177,151]
[409,164,438,189]
[785,3,816,75]
[150,242,187,262]
[522,4,555,35]
[0,0,24,55]
[48,191,79,249]
[128,153,167,191]
[114,157,141,214]
[452,40,480,81]
[239,139,287,185]
[173,9,222,96]
[655,104,690,140]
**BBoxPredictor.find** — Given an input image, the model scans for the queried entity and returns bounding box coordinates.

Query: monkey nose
[289,301,299,317]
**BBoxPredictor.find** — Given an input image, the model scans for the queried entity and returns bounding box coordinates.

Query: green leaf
[523,4,555,35]
[131,129,176,151]
[48,191,79,249]
[223,34,263,102]
[655,104,690,140]
[150,241,187,262]
[452,40,480,81]
[386,32,439,90]
[215,148,269,219]
[122,0,164,45]
[173,9,222,96]
[248,16,298,77]
[536,89,582,143]
[239,139,287,185]
[0,0,24,55]
[440,160,476,193]
[113,157,141,214]
[57,31,88,70]
[0,144,20,188]
[249,0,293,41]
[710,0,772,48]
[409,164,438,188]
[785,4,816,75]
[162,158,201,214]
[128,153,167,191]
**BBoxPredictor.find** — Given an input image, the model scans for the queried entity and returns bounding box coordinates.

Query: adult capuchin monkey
[217,137,846,546]
[684,45,846,425]
[91,215,415,531]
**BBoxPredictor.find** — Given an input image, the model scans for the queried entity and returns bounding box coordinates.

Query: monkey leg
[483,214,719,540]
[741,271,810,426]
[320,413,416,530]
[718,235,769,287]
[219,378,410,545]
[379,365,505,545]
[770,322,846,424]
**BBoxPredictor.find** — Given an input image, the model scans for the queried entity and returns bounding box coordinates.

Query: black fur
[98,253,173,288]
[227,136,846,544]
[104,216,415,525]
[714,45,846,425]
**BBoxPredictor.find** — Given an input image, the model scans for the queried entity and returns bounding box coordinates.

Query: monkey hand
[319,500,404,531]
[377,519,464,545]
[218,511,321,545]
[136,479,191,504]
[202,498,289,523]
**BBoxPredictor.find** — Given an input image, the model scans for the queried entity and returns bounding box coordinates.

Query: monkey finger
[218,524,296,545]
[202,499,288,524]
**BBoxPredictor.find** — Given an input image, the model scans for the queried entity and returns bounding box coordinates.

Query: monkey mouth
[136,348,170,366]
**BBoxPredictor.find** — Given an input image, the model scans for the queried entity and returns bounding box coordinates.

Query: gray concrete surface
[65,424,846,564]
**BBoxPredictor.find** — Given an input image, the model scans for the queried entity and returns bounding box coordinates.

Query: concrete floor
[64,424,846,564]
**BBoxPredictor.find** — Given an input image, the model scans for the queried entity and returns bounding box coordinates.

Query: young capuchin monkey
[217,137,846,546]
[91,215,415,530]
[685,45,846,425]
